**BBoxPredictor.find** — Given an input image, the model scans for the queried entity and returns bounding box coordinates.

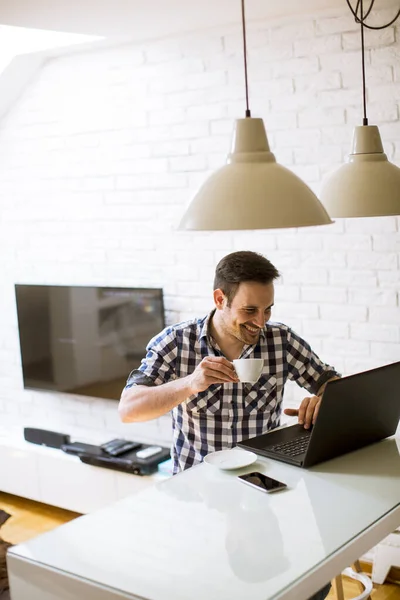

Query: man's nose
[253,312,265,327]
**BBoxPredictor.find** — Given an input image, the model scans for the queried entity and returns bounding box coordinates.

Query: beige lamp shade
[178,118,333,230]
[320,125,400,218]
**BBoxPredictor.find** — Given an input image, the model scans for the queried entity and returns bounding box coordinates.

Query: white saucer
[204,448,258,470]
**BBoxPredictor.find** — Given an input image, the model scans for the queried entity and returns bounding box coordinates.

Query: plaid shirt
[125,310,339,474]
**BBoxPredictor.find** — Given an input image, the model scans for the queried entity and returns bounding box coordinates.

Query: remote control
[135,446,163,459]
[100,439,142,456]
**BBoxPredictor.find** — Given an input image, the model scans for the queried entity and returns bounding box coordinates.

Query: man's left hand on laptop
[284,375,341,429]
[284,395,322,429]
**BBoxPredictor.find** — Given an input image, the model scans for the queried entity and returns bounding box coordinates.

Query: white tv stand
[0,430,170,514]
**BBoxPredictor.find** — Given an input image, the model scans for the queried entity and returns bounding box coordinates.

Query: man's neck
[209,312,244,361]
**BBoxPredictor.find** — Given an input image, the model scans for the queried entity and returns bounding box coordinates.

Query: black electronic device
[24,427,70,449]
[239,361,400,468]
[78,445,171,476]
[61,442,105,457]
[238,472,287,494]
[14,284,165,401]
[100,439,142,456]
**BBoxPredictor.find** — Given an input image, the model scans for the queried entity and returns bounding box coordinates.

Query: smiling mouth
[242,324,260,335]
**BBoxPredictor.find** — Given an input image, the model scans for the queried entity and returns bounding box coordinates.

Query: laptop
[238,361,400,468]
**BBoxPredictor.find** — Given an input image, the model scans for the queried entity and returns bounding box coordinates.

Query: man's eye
[244,309,255,313]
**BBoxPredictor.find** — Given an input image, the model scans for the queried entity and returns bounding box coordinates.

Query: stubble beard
[221,315,260,346]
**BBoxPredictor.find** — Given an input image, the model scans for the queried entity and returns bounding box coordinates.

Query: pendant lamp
[320,0,400,218]
[178,0,332,231]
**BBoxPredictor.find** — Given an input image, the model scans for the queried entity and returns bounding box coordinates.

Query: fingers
[283,408,299,416]
[312,399,321,424]
[297,397,308,425]
[200,356,238,383]
[304,397,317,429]
[189,357,241,394]
[285,397,322,428]
[298,396,320,429]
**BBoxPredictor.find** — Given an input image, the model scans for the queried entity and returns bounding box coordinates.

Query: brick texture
[0,5,399,439]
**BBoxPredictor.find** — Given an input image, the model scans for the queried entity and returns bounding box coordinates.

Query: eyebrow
[242,303,274,310]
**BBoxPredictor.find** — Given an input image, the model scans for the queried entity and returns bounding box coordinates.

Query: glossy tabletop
[8,437,400,600]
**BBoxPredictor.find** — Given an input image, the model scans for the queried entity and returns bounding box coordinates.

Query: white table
[7,437,400,600]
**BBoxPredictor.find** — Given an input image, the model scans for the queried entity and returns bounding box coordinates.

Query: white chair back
[341,567,373,600]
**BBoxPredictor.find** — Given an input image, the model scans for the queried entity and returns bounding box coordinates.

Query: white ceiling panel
[1,0,395,39]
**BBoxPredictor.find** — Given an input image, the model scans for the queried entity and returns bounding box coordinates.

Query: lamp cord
[241,0,251,117]
[239,0,400,121]
[354,0,374,21]
[360,0,368,125]
[346,0,400,126]
[346,0,400,29]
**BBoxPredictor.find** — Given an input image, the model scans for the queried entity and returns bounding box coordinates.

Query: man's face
[216,281,275,345]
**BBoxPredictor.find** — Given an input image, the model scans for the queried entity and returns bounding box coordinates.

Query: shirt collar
[200,309,215,342]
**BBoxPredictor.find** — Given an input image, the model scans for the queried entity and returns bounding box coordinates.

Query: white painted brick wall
[0,4,399,444]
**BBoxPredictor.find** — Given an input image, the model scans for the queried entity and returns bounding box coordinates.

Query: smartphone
[238,471,287,494]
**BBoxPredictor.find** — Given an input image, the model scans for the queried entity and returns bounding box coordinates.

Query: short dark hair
[213,251,280,305]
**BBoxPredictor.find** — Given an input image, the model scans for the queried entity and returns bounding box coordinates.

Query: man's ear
[213,288,227,310]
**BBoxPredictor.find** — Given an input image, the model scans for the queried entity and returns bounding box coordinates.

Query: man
[119,250,338,600]
[119,250,339,472]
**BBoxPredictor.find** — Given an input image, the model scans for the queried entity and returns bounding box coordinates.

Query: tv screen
[15,284,165,400]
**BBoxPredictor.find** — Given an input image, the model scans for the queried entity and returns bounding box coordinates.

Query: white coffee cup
[233,358,264,383]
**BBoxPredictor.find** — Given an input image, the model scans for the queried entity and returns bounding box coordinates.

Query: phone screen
[238,472,287,493]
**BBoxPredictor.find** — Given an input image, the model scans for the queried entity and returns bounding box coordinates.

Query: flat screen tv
[15,284,165,400]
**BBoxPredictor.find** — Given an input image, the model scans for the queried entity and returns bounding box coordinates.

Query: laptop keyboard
[270,434,310,457]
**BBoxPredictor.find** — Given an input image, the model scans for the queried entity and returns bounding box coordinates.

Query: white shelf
[0,431,170,514]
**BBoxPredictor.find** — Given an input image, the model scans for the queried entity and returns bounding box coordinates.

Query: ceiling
[0,0,395,40]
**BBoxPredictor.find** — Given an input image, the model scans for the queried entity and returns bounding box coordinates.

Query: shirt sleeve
[124,327,178,389]
[286,327,340,395]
